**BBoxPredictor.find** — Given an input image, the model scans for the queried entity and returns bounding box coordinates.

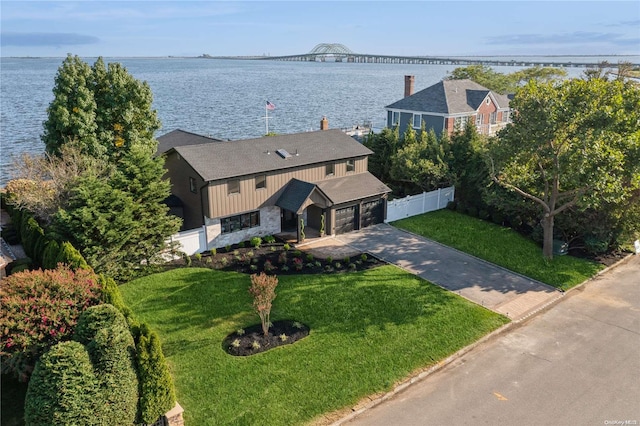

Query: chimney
[404,75,415,97]
[320,116,329,130]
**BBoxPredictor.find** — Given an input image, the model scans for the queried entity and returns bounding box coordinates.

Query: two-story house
[158,128,391,249]
[385,76,512,137]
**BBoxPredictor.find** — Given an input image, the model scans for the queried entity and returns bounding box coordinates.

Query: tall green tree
[43,55,160,161]
[42,55,97,156]
[91,58,161,158]
[489,78,640,259]
[391,126,452,192]
[51,146,180,281]
[364,125,400,185]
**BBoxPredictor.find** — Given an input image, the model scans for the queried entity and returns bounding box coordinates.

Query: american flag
[266,101,276,110]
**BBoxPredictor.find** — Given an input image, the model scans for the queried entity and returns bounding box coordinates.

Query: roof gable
[156,129,223,155]
[167,129,373,182]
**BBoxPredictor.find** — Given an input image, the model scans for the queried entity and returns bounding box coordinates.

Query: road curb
[328,321,516,426]
[328,246,635,425]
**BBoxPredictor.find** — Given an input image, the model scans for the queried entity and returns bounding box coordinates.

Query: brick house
[158,128,391,249]
[385,76,512,136]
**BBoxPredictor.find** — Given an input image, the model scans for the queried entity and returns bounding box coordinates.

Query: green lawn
[121,266,508,425]
[393,210,603,290]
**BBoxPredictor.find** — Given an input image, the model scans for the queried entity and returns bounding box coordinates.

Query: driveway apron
[336,223,561,321]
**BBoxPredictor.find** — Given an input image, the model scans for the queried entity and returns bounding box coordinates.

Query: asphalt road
[346,256,640,426]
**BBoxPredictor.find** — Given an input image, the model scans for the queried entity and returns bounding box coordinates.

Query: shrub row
[5,204,89,273]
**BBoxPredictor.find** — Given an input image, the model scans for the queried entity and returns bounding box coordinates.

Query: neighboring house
[385,76,512,136]
[158,128,391,249]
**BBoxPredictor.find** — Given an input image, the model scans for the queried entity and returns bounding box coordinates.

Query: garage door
[335,205,357,234]
[361,199,384,228]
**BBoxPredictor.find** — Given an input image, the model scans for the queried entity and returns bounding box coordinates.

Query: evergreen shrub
[136,323,176,424]
[56,241,90,271]
[76,304,139,425]
[24,341,98,426]
[41,240,61,270]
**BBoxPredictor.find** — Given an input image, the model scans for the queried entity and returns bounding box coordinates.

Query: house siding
[163,151,205,230]
[205,157,369,220]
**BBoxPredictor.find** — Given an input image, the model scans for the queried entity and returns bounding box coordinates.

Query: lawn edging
[328,252,637,426]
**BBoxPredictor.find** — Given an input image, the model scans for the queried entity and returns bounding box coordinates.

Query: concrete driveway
[335,223,562,321]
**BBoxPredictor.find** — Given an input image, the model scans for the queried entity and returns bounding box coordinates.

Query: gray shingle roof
[167,129,373,182]
[385,79,511,114]
[276,173,391,213]
[316,172,391,205]
[156,129,224,155]
[275,179,325,213]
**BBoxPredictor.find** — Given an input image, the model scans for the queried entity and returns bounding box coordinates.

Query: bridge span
[202,43,639,68]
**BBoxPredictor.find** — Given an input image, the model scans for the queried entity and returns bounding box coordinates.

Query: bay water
[0,56,632,185]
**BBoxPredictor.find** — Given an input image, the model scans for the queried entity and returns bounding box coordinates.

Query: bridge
[203,43,639,68]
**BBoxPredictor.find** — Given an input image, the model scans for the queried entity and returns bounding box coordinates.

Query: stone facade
[204,206,281,249]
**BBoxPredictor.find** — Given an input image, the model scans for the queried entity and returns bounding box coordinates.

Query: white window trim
[412,113,422,129]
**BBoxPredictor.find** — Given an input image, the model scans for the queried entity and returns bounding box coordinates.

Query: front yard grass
[393,210,603,290]
[121,266,508,425]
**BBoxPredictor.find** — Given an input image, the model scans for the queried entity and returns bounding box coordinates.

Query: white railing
[385,186,455,223]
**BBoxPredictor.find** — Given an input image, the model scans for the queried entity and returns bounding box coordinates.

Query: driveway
[344,255,640,425]
[335,223,561,321]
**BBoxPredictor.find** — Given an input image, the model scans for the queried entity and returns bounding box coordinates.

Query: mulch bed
[223,320,310,356]
[171,241,385,276]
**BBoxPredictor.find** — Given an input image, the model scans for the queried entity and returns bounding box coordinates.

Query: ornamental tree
[0,265,102,381]
[249,273,278,336]
[489,78,640,259]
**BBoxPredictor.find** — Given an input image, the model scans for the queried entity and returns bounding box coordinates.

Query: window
[391,111,400,126]
[412,114,422,128]
[476,114,484,126]
[503,110,511,122]
[325,163,335,176]
[221,211,260,234]
[454,116,468,130]
[189,177,197,194]
[346,159,355,173]
[490,112,497,124]
[227,179,240,195]
[255,174,266,190]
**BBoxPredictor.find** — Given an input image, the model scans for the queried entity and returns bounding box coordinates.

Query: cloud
[486,31,640,47]
[1,32,100,47]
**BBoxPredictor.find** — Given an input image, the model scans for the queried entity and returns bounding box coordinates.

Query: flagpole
[265,101,269,134]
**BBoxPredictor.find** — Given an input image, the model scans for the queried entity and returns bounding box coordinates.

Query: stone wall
[204,206,281,249]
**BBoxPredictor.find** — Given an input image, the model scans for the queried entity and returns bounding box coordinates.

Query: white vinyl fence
[168,226,207,256]
[385,186,455,223]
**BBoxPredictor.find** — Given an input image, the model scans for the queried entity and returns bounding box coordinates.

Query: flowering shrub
[0,264,102,381]
[248,273,278,336]
[293,257,303,271]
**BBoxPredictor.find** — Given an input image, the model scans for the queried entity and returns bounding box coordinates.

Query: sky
[1,1,639,57]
